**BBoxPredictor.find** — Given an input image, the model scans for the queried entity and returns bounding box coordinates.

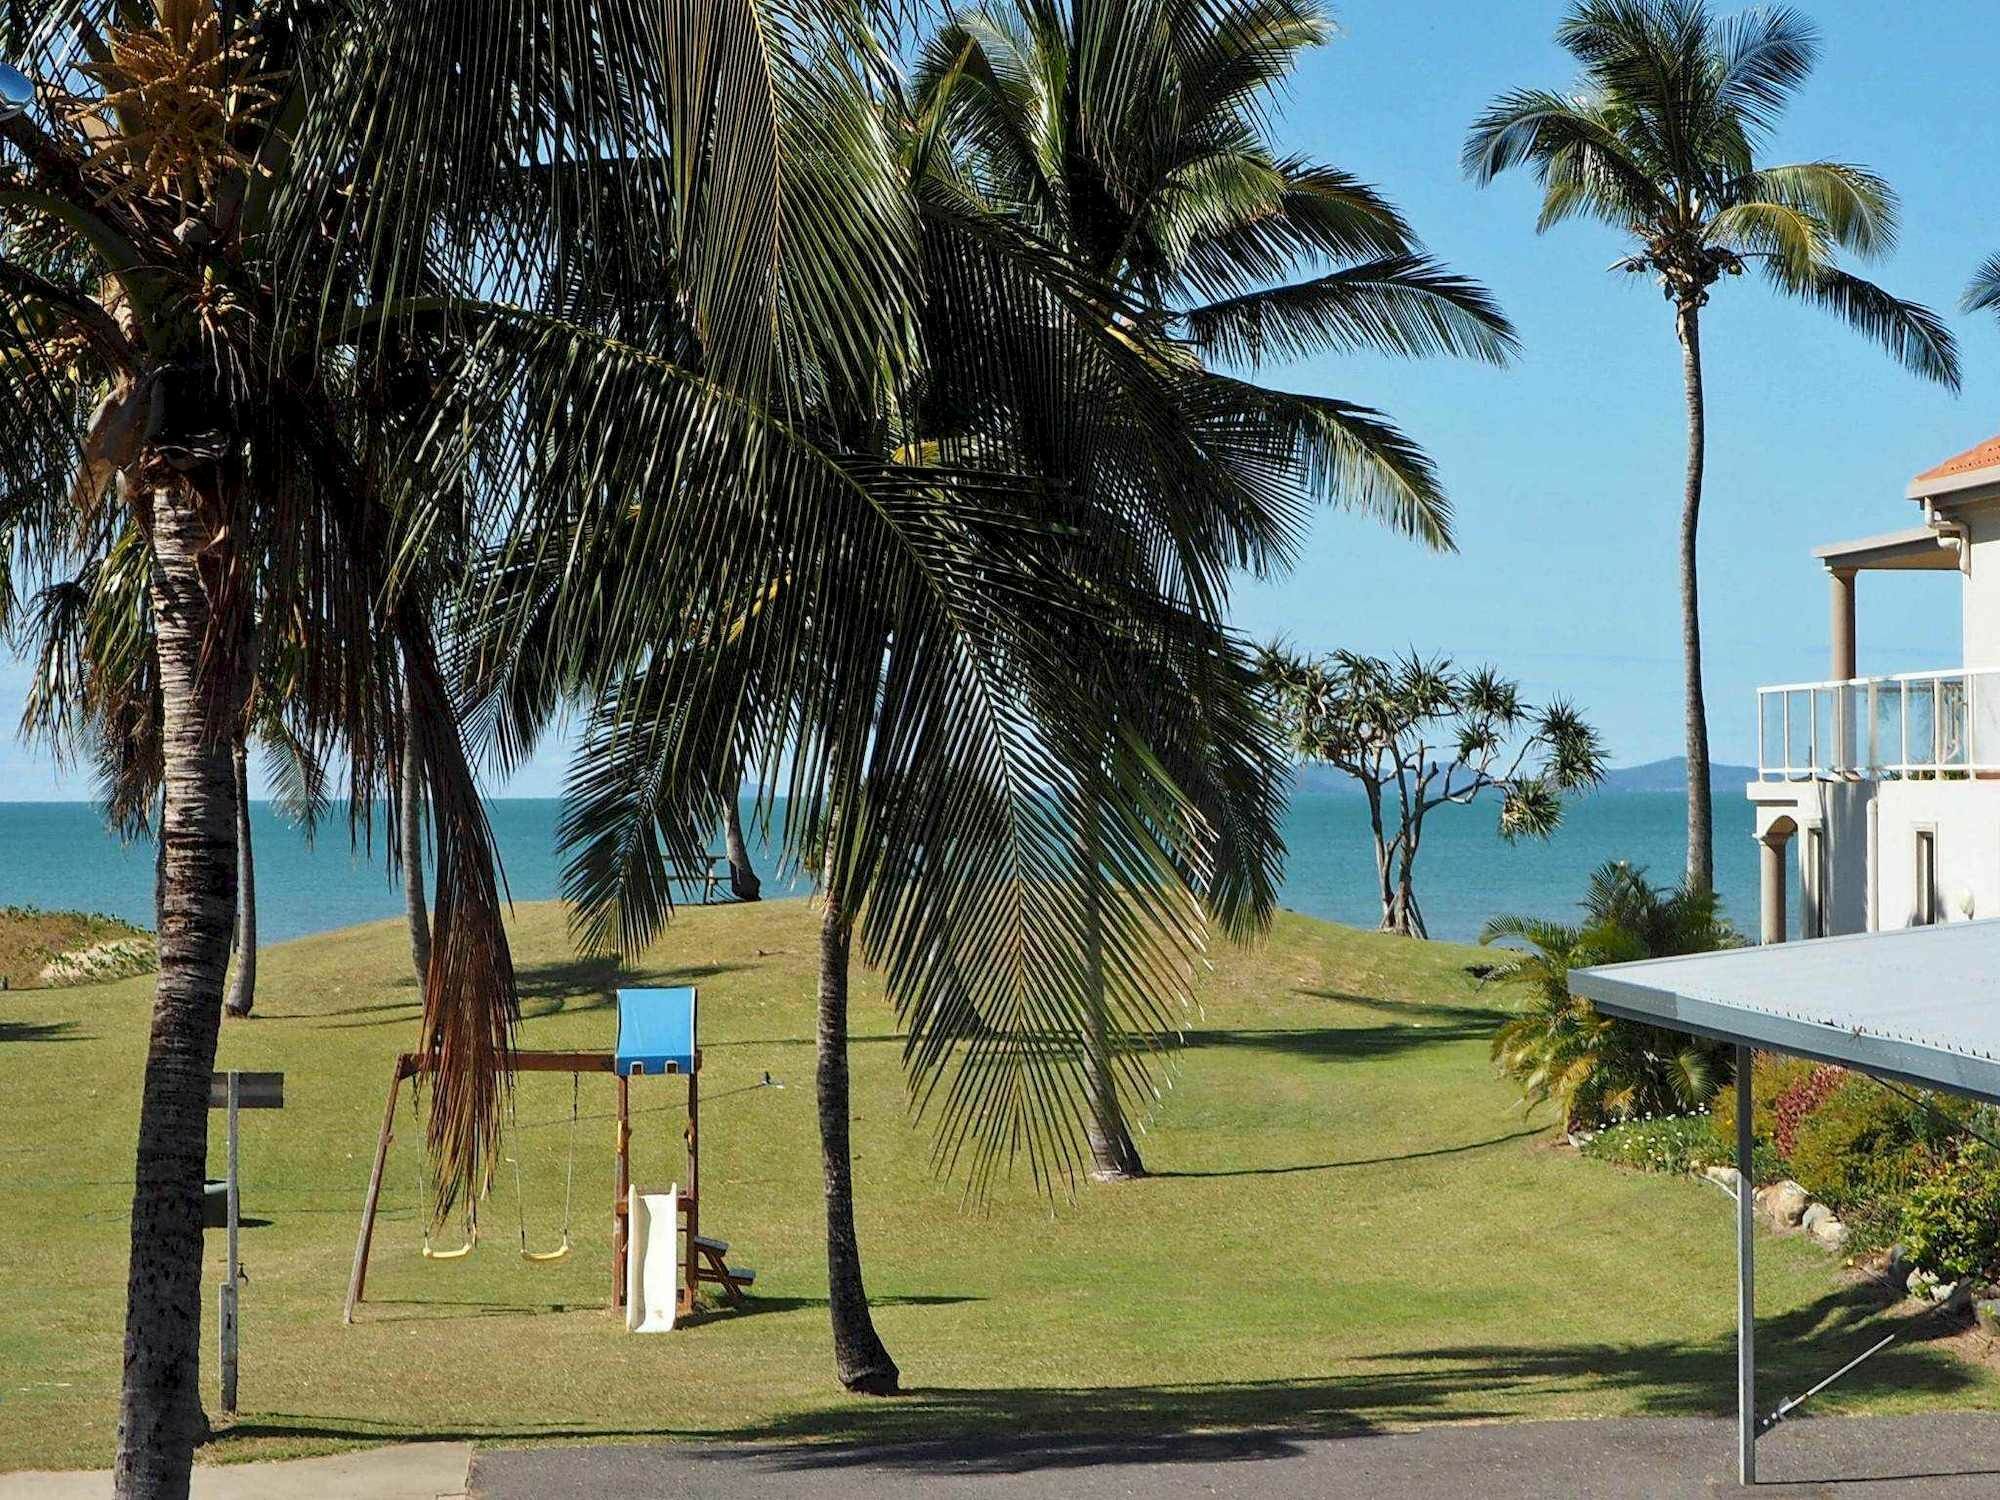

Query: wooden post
[345,1054,411,1323]
[684,1055,700,1314]
[613,1071,630,1310]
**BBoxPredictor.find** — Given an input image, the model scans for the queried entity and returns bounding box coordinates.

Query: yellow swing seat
[520,1235,571,1265]
[422,1205,478,1261]
[510,1073,579,1266]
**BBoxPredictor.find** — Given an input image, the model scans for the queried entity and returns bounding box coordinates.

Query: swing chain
[510,1071,578,1260]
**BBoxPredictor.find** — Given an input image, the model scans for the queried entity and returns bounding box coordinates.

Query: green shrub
[1484,862,1737,1131]
[1898,1143,2000,1280]
[1583,1114,1783,1180]
[1788,1077,1968,1213]
[1709,1054,1817,1155]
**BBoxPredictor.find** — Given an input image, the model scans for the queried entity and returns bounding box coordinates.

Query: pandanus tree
[1256,647,1607,938]
[1466,0,1959,894]
[912,0,1515,1174]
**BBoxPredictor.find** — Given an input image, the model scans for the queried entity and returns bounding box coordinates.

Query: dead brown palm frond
[400,618,517,1223]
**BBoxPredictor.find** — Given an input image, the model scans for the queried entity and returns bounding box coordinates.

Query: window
[1915,828,1939,926]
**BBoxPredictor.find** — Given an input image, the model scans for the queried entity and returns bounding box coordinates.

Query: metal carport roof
[1572,919,2000,1108]
[1569,920,2000,1487]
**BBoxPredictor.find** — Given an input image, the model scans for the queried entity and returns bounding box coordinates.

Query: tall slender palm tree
[1466,0,1959,894]
[915,0,1516,1175]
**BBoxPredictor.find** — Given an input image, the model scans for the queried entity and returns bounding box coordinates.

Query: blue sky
[3,0,1994,798]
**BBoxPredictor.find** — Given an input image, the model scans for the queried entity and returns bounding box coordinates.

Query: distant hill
[1288,755,1753,798]
[1594,756,1758,795]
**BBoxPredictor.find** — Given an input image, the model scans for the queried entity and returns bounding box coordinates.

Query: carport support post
[1736,1043,1757,1485]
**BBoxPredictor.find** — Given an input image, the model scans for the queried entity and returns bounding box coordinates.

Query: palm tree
[0,7,532,1490]
[721,778,761,902]
[224,738,255,1016]
[914,0,1516,1175]
[1484,860,1736,1132]
[450,29,1385,1385]
[1466,0,1959,895]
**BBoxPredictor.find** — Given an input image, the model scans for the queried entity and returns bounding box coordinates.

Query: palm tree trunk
[1677,300,1714,894]
[116,486,245,1499]
[722,785,761,902]
[224,739,256,1018]
[815,852,899,1395]
[1081,795,1143,1180]
[401,675,431,982]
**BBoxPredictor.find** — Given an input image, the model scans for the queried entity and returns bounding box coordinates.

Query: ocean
[0,790,1760,948]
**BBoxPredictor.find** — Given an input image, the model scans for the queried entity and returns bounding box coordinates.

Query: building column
[1759,830,1790,945]
[1829,569,1857,680]
[1830,570,1858,772]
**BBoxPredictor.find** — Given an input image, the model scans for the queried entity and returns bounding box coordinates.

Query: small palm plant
[1466,0,1959,896]
[1483,860,1737,1133]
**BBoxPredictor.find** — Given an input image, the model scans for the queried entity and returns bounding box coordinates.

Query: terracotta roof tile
[1915,433,2000,485]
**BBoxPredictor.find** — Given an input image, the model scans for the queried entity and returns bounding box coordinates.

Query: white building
[1753,432,2000,942]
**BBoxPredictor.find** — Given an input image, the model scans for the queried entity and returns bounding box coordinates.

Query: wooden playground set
[343,985,753,1330]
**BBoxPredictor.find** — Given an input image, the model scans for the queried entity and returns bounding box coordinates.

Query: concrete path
[470,1416,2000,1498]
[0,1442,471,1500]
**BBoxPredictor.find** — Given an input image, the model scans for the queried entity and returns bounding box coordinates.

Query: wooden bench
[664,854,731,905]
[691,1232,756,1305]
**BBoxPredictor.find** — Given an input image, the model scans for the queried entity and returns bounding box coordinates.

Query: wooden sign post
[210,1070,283,1414]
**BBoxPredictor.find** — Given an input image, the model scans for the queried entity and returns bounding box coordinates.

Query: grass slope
[1,901,1993,1471]
[0,906,148,992]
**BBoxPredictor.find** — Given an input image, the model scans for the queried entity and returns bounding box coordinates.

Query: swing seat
[422,1223,477,1260]
[520,1238,571,1264]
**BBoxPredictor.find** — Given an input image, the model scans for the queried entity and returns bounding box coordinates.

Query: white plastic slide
[625,1183,680,1332]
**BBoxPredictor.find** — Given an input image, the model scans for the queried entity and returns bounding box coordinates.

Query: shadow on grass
[515,957,752,1019]
[232,1285,1982,1464]
[1304,990,1502,1026]
[0,1016,87,1043]
[352,1292,981,1329]
[1152,1125,1545,1179]
[1183,1018,1492,1064]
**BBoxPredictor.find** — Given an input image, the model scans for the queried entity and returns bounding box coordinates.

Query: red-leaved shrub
[1773,1064,1847,1157]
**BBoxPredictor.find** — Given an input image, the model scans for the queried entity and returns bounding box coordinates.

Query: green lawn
[2,899,1993,1471]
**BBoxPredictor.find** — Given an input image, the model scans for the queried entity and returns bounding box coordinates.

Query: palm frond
[1180,253,1517,368]
[1761,260,1961,390]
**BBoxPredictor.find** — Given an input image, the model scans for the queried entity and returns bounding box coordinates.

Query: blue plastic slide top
[615,987,697,1076]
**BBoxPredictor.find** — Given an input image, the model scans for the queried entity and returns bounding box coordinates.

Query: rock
[1976,1298,2000,1335]
[1702,1165,1743,1192]
[1809,1216,1850,1252]
[1910,1269,1940,1299]
[1757,1180,1811,1229]
[1885,1244,1914,1288]
[1801,1201,1835,1233]
[1933,1278,1962,1305]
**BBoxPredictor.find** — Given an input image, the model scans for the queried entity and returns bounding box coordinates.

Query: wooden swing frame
[342,1047,703,1323]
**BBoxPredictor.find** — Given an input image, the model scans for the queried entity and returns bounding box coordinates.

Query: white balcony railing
[1756,669,2000,780]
